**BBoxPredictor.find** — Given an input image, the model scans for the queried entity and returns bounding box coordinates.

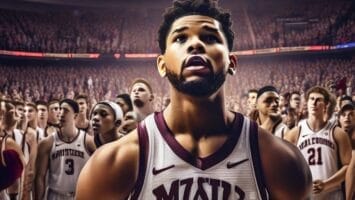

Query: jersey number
[65,159,74,175]
[307,147,323,165]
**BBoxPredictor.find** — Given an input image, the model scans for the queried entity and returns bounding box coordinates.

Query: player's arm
[76,130,140,200]
[34,136,53,200]
[259,128,312,199]
[346,150,355,200]
[284,126,300,145]
[318,127,352,193]
[22,128,38,200]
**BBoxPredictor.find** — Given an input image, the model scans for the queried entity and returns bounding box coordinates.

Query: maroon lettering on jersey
[153,179,179,199]
[152,177,245,199]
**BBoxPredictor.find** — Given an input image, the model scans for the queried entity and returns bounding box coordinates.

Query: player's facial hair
[165,68,226,97]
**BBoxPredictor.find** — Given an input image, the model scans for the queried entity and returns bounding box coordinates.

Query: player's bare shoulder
[76,129,140,200]
[258,128,312,199]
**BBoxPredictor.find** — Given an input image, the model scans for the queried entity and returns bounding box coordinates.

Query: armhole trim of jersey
[250,120,269,200]
[130,121,149,200]
[296,125,302,144]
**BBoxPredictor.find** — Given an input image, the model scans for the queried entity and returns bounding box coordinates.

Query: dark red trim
[249,120,269,200]
[154,111,244,170]
[130,121,149,200]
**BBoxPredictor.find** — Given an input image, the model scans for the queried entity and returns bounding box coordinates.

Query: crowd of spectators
[0,55,353,114]
[0,0,353,53]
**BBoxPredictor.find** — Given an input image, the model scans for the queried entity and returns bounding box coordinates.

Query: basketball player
[13,100,26,132]
[74,94,90,132]
[129,78,155,122]
[246,89,258,116]
[25,102,46,142]
[36,101,48,130]
[289,91,301,114]
[255,86,289,138]
[0,100,25,199]
[119,111,138,135]
[115,93,133,115]
[285,86,352,199]
[2,100,37,200]
[76,0,312,199]
[337,101,355,200]
[35,99,95,200]
[91,101,123,147]
[45,99,60,136]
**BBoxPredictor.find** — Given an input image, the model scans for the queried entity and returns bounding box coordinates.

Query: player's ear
[227,54,237,75]
[149,94,154,102]
[157,55,166,77]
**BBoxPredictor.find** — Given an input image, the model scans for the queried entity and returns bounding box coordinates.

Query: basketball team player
[76,0,312,199]
[35,99,95,200]
[2,100,37,200]
[129,78,155,122]
[285,86,352,199]
[337,100,355,200]
[74,94,90,132]
[0,100,25,200]
[90,101,123,147]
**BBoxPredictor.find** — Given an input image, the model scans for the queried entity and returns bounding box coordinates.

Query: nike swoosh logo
[152,165,175,175]
[55,143,65,147]
[302,134,310,138]
[226,158,249,169]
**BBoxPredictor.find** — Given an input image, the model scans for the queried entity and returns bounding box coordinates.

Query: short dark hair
[60,99,79,114]
[290,91,300,97]
[158,0,234,54]
[25,102,37,111]
[257,85,278,99]
[248,89,258,95]
[74,94,88,102]
[116,93,133,111]
[35,100,47,107]
[130,78,153,94]
[48,98,60,106]
[12,99,24,107]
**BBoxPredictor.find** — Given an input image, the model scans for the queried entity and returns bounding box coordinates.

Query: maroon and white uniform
[297,120,342,200]
[130,112,269,200]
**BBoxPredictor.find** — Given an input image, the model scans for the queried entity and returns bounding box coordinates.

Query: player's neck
[164,97,231,137]
[257,113,269,125]
[99,129,119,144]
[76,115,88,127]
[61,125,77,138]
[77,112,87,120]
[38,120,47,129]
[28,120,37,129]
[307,116,327,132]
[134,105,154,122]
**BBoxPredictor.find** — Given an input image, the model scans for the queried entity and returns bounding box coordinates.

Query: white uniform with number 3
[47,129,90,200]
[297,120,343,200]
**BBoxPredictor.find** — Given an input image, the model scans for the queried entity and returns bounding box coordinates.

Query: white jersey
[297,120,343,200]
[12,129,30,164]
[130,112,269,200]
[273,122,289,139]
[47,129,90,199]
[36,127,46,142]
